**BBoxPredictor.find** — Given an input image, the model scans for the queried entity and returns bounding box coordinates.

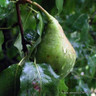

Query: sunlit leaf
[18,62,60,96]
[58,79,68,96]
[37,12,43,36]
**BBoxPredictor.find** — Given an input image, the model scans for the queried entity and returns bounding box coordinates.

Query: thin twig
[0,22,18,30]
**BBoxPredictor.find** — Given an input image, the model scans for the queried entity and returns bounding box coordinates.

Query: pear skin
[31,2,76,77]
[36,16,76,77]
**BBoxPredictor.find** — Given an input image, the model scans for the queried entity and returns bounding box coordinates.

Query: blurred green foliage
[0,0,96,96]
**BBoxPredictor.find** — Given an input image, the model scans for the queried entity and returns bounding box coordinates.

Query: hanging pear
[30,2,76,77]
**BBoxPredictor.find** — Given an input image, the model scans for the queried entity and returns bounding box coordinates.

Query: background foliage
[0,0,96,96]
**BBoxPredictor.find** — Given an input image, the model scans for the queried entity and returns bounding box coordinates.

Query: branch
[15,2,28,54]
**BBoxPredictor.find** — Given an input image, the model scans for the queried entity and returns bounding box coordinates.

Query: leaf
[0,0,6,7]
[58,79,68,96]
[64,13,89,32]
[37,12,43,36]
[14,33,23,56]
[0,64,22,96]
[0,31,4,52]
[6,46,19,59]
[78,80,91,96]
[18,62,60,96]
[0,2,15,22]
[0,56,26,96]
[56,0,64,13]
[31,37,41,51]
[72,14,88,30]
[87,55,96,77]
[22,9,36,31]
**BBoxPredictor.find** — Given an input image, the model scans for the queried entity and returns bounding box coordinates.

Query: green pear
[31,2,76,77]
[0,64,22,96]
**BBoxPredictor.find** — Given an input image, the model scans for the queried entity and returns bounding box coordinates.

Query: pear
[31,2,76,77]
[0,64,22,96]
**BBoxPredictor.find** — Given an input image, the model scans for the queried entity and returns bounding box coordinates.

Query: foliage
[0,0,96,96]
[18,62,60,96]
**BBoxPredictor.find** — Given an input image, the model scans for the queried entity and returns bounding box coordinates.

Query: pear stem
[26,0,51,20]
[18,55,27,66]
[28,6,39,14]
[0,23,18,30]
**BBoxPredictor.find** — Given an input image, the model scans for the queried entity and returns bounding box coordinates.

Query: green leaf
[6,46,19,59]
[37,12,43,36]
[0,56,26,96]
[14,33,23,56]
[58,79,68,96]
[18,62,60,96]
[56,0,64,13]
[0,31,4,52]
[0,64,22,96]
[64,13,89,33]
[72,14,88,30]
[87,55,96,77]
[0,0,6,7]
[0,2,15,23]
[23,11,36,31]
[30,37,41,54]
[80,20,89,42]
[63,0,75,14]
[78,80,91,96]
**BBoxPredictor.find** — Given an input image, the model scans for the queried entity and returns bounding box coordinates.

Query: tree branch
[15,2,28,54]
